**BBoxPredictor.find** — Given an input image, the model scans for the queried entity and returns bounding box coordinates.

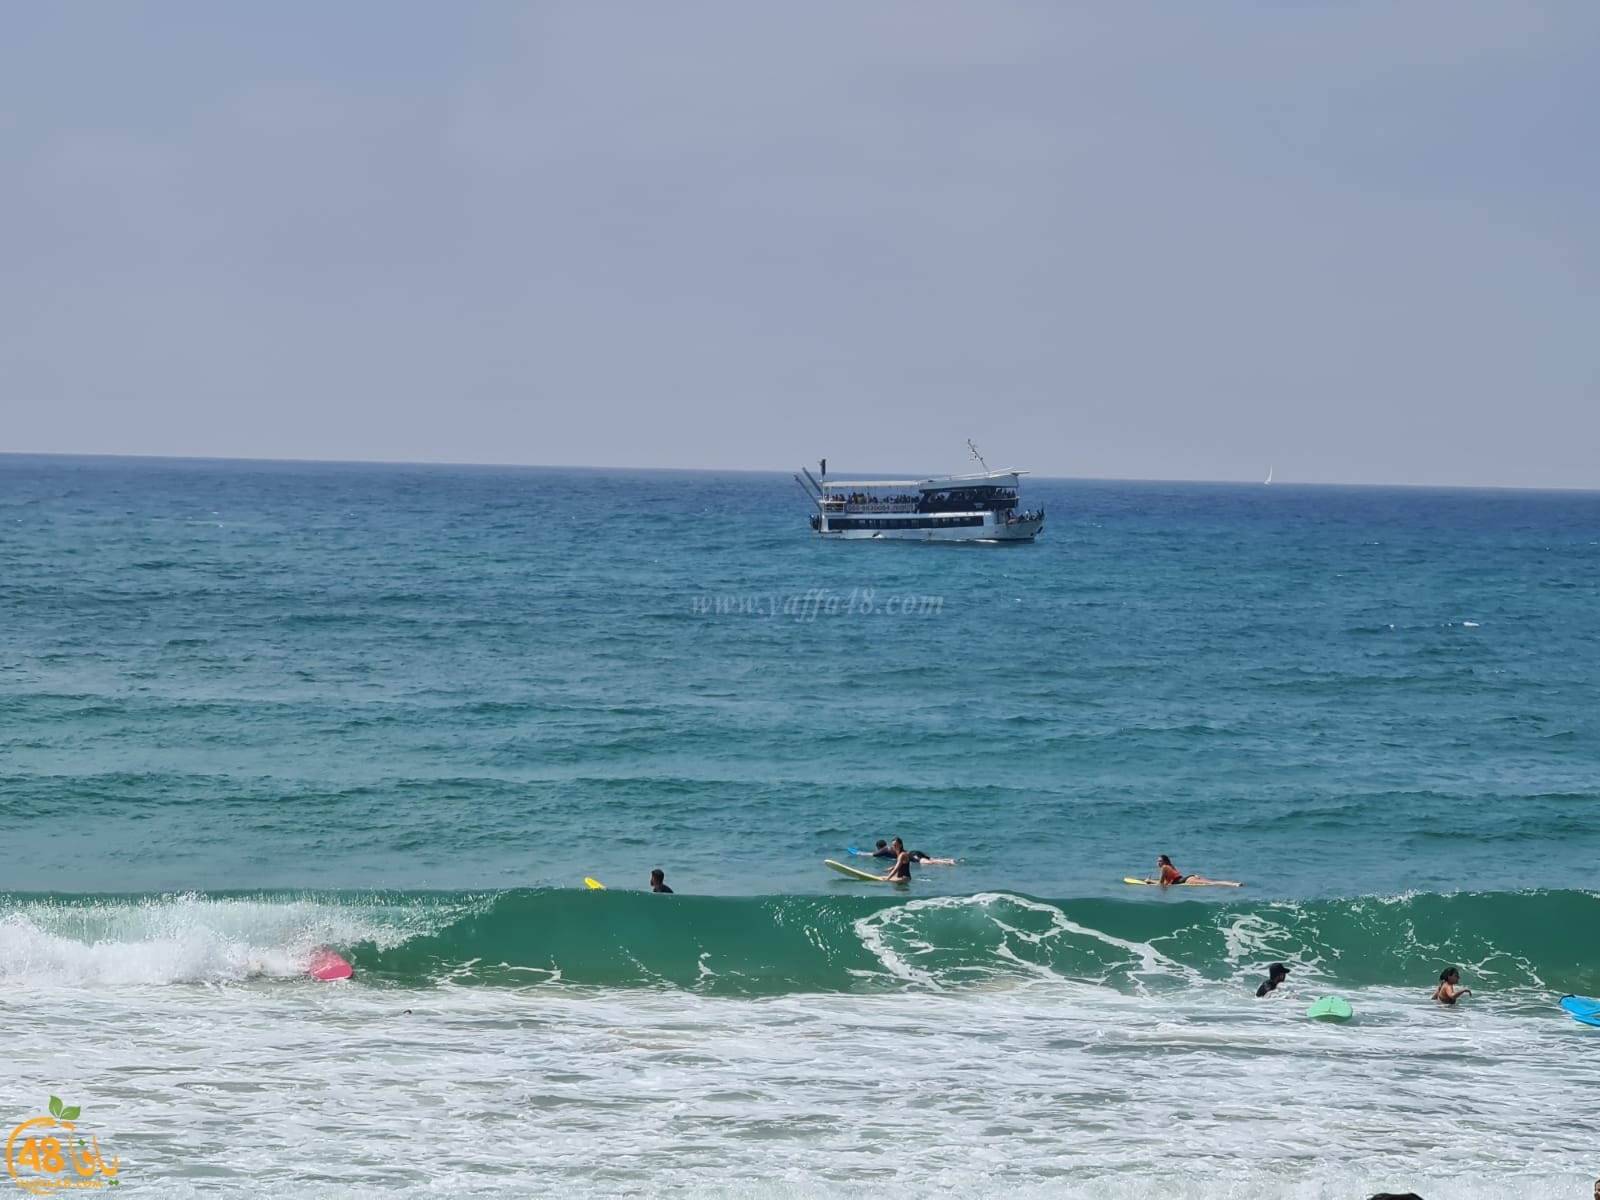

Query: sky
[2,2,1596,488]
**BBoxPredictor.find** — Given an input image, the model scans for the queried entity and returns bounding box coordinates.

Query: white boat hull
[801,460,1043,543]
[816,515,1043,542]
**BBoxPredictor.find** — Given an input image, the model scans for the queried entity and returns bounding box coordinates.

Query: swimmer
[881,838,913,883]
[1433,967,1472,1005]
[1255,962,1290,997]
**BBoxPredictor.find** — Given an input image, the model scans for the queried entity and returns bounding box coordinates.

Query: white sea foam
[0,893,465,988]
[855,893,1212,992]
[4,980,1594,1197]
[1213,906,1333,984]
[0,911,300,986]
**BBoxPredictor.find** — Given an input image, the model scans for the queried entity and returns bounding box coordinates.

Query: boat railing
[919,498,1020,514]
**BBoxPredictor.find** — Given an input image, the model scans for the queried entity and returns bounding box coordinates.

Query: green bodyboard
[1306,995,1353,1022]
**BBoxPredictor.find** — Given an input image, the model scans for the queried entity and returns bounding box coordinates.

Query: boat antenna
[967,439,989,471]
[819,458,827,478]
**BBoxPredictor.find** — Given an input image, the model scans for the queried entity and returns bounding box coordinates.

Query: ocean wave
[0,891,480,987]
[3,888,1596,998]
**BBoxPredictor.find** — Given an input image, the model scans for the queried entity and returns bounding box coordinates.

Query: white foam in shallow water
[6,979,1595,1197]
[0,913,301,984]
[0,893,469,987]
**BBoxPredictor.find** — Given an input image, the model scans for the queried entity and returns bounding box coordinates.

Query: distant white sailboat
[1264,466,1273,485]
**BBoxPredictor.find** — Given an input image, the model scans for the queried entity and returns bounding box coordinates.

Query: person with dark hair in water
[1256,963,1290,997]
[870,839,895,859]
[1146,854,1240,887]
[881,838,913,883]
[1433,966,1471,1004]
[907,849,956,865]
[649,869,673,894]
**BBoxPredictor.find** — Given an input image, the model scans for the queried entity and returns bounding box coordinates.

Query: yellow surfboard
[825,859,887,882]
[584,877,606,890]
[1122,877,1242,887]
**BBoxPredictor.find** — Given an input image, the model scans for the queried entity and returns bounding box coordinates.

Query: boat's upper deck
[818,470,1028,514]
[819,469,1025,494]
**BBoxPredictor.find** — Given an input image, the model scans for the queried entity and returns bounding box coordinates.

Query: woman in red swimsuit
[1147,855,1241,887]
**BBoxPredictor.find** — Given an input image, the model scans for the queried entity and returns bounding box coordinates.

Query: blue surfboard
[1558,995,1600,1027]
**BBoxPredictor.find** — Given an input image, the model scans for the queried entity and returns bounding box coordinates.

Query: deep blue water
[4,453,1597,899]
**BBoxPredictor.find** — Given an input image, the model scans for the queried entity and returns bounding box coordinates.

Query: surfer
[1433,967,1471,1005]
[881,838,913,883]
[1146,854,1241,887]
[867,839,952,864]
[649,868,673,894]
[1255,963,1290,997]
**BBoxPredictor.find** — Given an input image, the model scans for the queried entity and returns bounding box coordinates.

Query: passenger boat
[796,447,1044,542]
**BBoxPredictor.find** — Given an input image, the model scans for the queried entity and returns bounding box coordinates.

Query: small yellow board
[1122,877,1242,887]
[584,877,606,890]
[826,859,886,882]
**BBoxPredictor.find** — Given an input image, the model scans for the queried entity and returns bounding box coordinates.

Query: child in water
[1433,966,1472,1004]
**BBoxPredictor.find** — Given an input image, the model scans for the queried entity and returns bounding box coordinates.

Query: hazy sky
[3,3,1596,487]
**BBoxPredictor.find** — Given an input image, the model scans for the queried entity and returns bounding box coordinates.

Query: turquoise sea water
[3,454,1598,1197]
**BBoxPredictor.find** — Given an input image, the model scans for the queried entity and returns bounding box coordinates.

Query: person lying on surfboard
[865,840,954,864]
[1145,854,1241,887]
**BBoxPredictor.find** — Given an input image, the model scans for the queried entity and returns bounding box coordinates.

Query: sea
[2,453,1597,1199]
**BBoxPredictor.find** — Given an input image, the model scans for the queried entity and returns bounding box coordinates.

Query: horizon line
[1,449,1595,495]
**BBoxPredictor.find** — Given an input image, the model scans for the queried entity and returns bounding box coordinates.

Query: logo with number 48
[6,1097,122,1192]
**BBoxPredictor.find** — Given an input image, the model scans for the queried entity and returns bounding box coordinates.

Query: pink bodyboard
[308,948,353,981]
